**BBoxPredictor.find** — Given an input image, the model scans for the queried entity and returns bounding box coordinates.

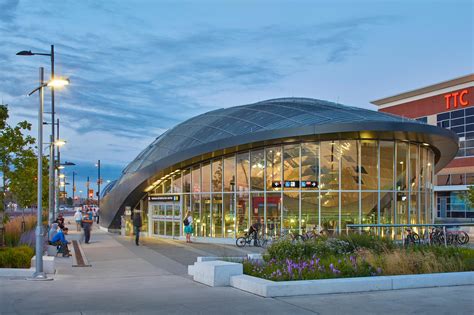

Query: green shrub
[0,246,34,268]
[338,233,395,253]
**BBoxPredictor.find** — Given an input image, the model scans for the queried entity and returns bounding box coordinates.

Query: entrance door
[150,201,181,238]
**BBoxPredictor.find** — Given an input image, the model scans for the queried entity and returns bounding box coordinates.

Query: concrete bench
[31,256,55,274]
[192,260,243,287]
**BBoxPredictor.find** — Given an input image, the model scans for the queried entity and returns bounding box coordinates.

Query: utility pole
[72,171,76,205]
[97,160,101,209]
[86,176,90,205]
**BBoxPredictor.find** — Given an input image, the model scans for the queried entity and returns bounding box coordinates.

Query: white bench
[192,260,243,287]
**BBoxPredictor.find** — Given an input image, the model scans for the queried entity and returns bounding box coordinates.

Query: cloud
[0,0,19,23]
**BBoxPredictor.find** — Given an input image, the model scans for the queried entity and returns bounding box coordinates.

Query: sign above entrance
[445,89,469,110]
[148,195,180,202]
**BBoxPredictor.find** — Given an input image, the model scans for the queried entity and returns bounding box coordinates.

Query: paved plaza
[0,222,473,315]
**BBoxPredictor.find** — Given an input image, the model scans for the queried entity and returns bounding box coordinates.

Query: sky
[0,0,473,198]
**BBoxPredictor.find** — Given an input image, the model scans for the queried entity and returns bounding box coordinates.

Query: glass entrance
[150,201,181,237]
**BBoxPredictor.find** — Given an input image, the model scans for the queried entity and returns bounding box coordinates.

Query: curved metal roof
[101,97,459,230]
[122,98,416,175]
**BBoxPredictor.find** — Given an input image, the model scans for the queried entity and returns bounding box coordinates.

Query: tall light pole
[72,171,77,204]
[96,160,101,209]
[17,46,56,227]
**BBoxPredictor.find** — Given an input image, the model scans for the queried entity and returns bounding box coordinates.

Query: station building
[373,74,474,219]
[100,98,458,240]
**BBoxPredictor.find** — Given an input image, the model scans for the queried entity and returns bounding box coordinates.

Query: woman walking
[183,211,193,243]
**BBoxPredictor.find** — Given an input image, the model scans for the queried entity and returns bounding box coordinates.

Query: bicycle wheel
[412,232,420,244]
[236,237,247,247]
[292,234,304,243]
[457,231,469,245]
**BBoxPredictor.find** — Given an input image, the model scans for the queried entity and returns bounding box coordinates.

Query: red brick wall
[380,86,474,118]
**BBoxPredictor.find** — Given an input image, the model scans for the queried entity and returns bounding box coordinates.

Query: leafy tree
[0,104,48,210]
[461,185,474,209]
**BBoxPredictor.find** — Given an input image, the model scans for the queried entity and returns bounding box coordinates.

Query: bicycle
[280,229,304,243]
[236,232,267,248]
[404,228,420,246]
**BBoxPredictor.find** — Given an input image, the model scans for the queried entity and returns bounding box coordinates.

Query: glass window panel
[223,193,235,238]
[301,192,318,233]
[396,142,408,191]
[266,192,282,237]
[172,174,182,193]
[190,194,199,236]
[451,174,465,185]
[397,192,408,224]
[200,194,211,237]
[212,194,223,237]
[341,191,359,233]
[266,147,282,190]
[236,192,249,235]
[236,152,250,192]
[341,140,359,190]
[420,190,426,226]
[320,141,340,190]
[361,140,378,190]
[250,193,265,233]
[192,165,201,193]
[380,141,394,190]
[212,159,223,192]
[420,147,426,190]
[201,163,210,193]
[183,169,191,193]
[451,109,465,118]
[223,156,236,192]
[250,150,265,191]
[163,178,171,193]
[301,142,319,184]
[380,191,394,237]
[321,192,339,235]
[410,193,418,226]
[282,192,299,232]
[409,144,418,191]
[283,145,300,191]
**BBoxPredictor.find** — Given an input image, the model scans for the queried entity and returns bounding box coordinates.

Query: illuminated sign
[301,181,319,188]
[148,195,180,202]
[445,89,469,110]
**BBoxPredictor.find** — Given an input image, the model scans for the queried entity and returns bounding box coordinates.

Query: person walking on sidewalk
[133,211,142,246]
[82,208,94,244]
[183,211,193,243]
[74,209,83,232]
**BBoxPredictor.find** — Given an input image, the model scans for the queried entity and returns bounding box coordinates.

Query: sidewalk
[0,222,473,314]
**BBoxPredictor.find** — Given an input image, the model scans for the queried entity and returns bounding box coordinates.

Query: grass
[4,215,37,247]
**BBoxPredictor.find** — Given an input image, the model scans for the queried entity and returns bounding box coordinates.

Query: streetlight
[95,160,101,211]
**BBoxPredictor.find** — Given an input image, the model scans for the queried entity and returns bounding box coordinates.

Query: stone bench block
[193,260,243,287]
[392,272,474,290]
[31,256,55,274]
[46,245,58,256]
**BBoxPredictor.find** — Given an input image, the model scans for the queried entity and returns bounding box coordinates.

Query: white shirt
[187,216,193,224]
[74,211,82,221]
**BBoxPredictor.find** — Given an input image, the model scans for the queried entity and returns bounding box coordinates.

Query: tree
[0,104,48,210]
[461,185,474,209]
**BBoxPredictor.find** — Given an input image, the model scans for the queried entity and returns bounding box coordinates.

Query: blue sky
[0,0,472,196]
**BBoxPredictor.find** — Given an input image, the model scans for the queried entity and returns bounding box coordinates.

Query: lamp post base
[28,272,52,281]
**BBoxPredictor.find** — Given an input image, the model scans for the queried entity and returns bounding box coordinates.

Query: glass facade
[147,140,435,238]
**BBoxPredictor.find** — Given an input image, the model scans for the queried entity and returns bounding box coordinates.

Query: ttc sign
[445,89,469,110]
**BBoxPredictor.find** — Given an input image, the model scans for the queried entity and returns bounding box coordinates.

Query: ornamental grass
[4,215,37,247]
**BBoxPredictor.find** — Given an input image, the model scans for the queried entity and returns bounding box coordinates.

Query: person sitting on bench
[50,227,72,257]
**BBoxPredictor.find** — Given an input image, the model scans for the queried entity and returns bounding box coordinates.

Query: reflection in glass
[250,193,264,228]
[341,140,358,190]
[183,168,191,193]
[212,159,223,192]
[301,192,318,232]
[341,191,359,233]
[266,147,282,190]
[224,156,235,192]
[301,143,319,183]
[396,142,408,191]
[236,192,249,234]
[192,165,201,193]
[201,194,211,237]
[321,192,339,234]
[223,193,235,238]
[361,192,378,225]
[202,163,210,192]
[361,140,378,190]
[283,144,299,190]
[172,174,182,193]
[212,194,223,237]
[237,152,250,192]
[380,141,394,190]
[266,193,281,237]
[283,192,299,232]
[250,150,264,190]
[320,141,340,190]
[410,192,418,226]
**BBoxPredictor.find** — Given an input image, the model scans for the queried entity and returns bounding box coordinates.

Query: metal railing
[346,223,474,247]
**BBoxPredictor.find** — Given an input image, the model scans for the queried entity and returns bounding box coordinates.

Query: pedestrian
[82,208,94,244]
[50,227,72,257]
[133,211,142,246]
[183,210,193,243]
[96,208,100,224]
[74,209,83,232]
[55,213,65,230]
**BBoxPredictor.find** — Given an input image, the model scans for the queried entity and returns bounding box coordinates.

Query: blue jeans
[134,226,140,245]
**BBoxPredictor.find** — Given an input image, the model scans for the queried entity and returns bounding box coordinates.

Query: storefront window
[321,192,339,234]
[410,192,418,226]
[236,192,249,234]
[250,150,264,190]
[266,193,281,236]
[301,143,319,184]
[223,193,235,238]
[301,192,318,232]
[361,192,377,225]
[163,179,171,193]
[341,191,359,233]
[320,141,340,190]
[212,194,223,237]
[201,194,211,237]
[172,174,182,193]
[250,192,264,229]
[341,140,358,190]
[283,192,299,232]
[201,163,210,193]
[192,165,201,193]
[223,156,235,192]
[361,140,378,190]
[236,152,250,192]
[192,194,200,236]
[183,168,191,193]
[410,144,419,191]
[396,142,408,191]
[380,141,394,190]
[283,144,300,190]
[212,159,223,192]
[266,147,282,191]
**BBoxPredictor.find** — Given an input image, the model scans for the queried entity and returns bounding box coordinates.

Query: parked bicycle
[236,233,268,248]
[404,228,420,246]
[429,227,469,246]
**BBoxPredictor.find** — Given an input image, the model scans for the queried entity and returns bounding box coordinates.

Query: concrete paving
[0,221,473,315]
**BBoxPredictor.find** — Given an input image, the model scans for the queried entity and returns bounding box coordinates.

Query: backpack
[183,217,189,226]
